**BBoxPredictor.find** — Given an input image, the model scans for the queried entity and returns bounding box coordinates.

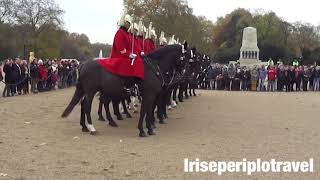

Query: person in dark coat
[294,66,303,91]
[2,59,14,97]
[241,67,251,91]
[233,68,242,91]
[11,58,22,95]
[284,66,291,92]
[46,60,53,90]
[29,58,39,93]
[289,66,295,91]
[20,60,29,94]
[277,65,286,91]
[309,66,315,90]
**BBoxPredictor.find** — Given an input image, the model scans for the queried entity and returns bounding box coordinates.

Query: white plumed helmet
[137,19,143,36]
[129,22,139,34]
[117,9,132,27]
[168,35,175,45]
[151,28,157,39]
[159,31,167,45]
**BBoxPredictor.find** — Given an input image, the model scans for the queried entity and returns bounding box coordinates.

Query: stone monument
[237,27,264,66]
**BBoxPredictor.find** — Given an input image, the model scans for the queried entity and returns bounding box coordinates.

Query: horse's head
[147,41,191,74]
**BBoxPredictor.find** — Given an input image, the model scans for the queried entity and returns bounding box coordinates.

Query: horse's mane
[147,44,181,60]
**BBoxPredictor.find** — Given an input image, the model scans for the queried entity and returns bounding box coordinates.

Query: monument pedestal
[237,59,266,67]
[231,27,268,67]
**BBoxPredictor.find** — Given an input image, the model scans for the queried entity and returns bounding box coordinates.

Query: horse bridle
[144,44,188,87]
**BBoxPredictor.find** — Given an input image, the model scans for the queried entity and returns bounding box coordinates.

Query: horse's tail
[61,82,84,118]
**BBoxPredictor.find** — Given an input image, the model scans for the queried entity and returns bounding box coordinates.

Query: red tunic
[129,34,143,56]
[148,39,156,53]
[144,39,150,55]
[96,28,144,79]
[110,27,131,58]
[144,39,156,55]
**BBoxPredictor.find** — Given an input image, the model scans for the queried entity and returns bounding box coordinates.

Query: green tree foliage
[0,0,111,62]
[124,0,320,64]
[212,9,320,64]
[123,0,214,54]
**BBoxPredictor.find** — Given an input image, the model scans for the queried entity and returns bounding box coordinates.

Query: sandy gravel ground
[0,86,319,180]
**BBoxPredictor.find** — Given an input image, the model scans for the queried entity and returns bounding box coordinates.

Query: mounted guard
[96,12,144,79]
[145,23,157,55]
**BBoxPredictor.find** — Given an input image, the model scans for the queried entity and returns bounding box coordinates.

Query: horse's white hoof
[172,101,177,108]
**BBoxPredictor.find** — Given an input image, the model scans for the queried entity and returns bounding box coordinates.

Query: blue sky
[55,0,320,44]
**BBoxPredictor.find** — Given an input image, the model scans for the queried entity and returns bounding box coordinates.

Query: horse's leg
[84,94,97,135]
[138,99,147,137]
[80,98,89,132]
[104,99,118,127]
[172,85,178,105]
[112,98,124,120]
[189,83,192,97]
[159,100,167,124]
[193,88,196,96]
[163,90,170,119]
[184,82,189,99]
[178,84,184,102]
[146,97,156,136]
[156,103,164,122]
[122,98,132,118]
[151,102,157,129]
[98,102,106,121]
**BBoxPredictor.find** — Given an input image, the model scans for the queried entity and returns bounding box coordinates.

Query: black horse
[61,43,190,137]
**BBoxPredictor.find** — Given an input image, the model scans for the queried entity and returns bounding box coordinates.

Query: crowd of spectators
[1,58,79,97]
[205,62,320,92]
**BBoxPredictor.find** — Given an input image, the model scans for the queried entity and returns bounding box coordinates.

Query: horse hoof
[82,127,89,132]
[90,131,98,135]
[139,132,147,137]
[159,121,167,124]
[148,131,156,136]
[117,116,124,120]
[109,122,118,127]
[126,114,132,118]
[98,117,106,121]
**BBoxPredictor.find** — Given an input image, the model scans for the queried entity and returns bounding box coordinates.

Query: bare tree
[14,0,64,52]
[0,0,15,23]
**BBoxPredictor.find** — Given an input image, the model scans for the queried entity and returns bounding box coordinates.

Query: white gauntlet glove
[129,53,137,59]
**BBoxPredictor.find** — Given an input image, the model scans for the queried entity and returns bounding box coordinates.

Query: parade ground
[0,88,319,179]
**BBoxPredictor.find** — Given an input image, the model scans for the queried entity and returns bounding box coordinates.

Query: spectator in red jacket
[37,59,47,92]
[267,65,277,92]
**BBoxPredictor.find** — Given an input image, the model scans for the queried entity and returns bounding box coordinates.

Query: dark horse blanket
[96,57,144,79]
